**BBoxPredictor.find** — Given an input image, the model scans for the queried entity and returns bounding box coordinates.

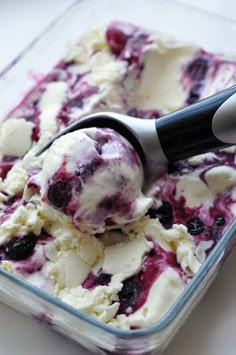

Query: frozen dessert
[40,127,152,234]
[0,21,236,330]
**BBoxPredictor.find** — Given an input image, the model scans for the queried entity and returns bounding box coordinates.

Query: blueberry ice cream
[40,127,152,234]
[0,21,235,329]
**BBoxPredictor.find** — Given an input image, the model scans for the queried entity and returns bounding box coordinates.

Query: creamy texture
[176,171,215,208]
[102,237,153,279]
[39,81,67,136]
[205,166,236,194]
[0,118,34,157]
[0,22,235,330]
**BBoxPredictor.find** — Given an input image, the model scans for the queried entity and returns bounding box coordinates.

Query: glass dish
[0,0,236,354]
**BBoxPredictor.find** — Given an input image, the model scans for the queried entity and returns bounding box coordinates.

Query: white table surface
[1,0,236,354]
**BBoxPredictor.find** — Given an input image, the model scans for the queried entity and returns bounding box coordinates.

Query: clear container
[0,0,236,354]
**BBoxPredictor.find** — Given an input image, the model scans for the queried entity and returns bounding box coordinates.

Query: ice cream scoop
[40,127,152,234]
[37,85,236,175]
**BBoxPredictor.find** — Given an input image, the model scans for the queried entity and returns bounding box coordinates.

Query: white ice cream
[0,118,34,157]
[39,82,67,136]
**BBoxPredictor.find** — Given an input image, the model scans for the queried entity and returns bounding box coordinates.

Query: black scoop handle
[155,85,236,162]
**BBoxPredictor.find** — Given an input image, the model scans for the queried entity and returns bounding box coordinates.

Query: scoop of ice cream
[40,128,152,234]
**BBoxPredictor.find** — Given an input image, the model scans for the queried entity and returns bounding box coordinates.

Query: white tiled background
[1,1,236,354]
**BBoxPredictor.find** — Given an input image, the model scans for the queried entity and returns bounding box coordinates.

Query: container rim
[0,0,236,339]
[1,0,236,77]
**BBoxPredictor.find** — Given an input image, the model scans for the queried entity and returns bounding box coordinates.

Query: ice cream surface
[0,21,236,329]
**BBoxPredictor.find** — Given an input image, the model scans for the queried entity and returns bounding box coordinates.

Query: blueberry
[4,233,37,261]
[118,276,141,313]
[186,83,202,104]
[187,217,205,235]
[147,201,173,228]
[96,273,111,286]
[148,248,156,257]
[95,143,103,155]
[99,195,118,211]
[215,215,225,227]
[47,179,72,209]
[2,155,17,162]
[76,158,102,180]
[186,58,209,81]
[211,215,225,241]
[5,195,18,206]
[68,97,83,108]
